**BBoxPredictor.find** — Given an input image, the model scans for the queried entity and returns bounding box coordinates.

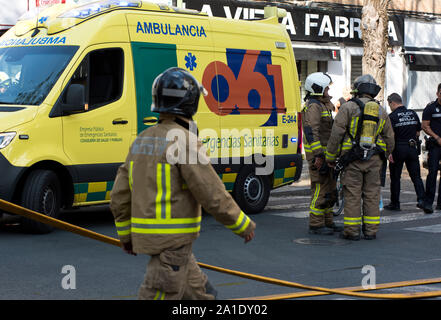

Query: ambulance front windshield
[0,46,78,106]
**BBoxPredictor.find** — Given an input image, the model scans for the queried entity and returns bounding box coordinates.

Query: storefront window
[350,55,362,84]
[297,60,328,102]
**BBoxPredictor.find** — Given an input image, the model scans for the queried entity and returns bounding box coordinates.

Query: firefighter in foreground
[110,67,256,300]
[325,75,395,240]
[302,72,343,235]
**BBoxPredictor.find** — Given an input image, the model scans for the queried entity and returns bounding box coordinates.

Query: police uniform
[388,106,425,209]
[326,96,395,239]
[302,96,338,231]
[422,100,441,210]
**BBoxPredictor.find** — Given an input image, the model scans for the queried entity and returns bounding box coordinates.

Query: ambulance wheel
[20,170,61,234]
[233,166,270,215]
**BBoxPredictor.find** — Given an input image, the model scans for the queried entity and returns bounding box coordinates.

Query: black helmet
[352,74,381,98]
[151,67,206,118]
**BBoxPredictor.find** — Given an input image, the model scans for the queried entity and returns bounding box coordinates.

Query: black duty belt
[396,139,417,146]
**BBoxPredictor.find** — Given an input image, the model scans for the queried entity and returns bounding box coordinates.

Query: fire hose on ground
[1,198,441,300]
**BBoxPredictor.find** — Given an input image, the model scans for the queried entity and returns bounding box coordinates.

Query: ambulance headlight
[0,132,16,149]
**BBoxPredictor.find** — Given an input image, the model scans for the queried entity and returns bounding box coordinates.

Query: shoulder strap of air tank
[174,117,199,136]
[307,98,322,107]
[347,98,365,142]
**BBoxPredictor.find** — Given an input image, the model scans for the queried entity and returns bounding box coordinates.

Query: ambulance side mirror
[62,84,87,114]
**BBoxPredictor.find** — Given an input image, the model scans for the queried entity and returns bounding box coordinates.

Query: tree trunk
[361,0,391,103]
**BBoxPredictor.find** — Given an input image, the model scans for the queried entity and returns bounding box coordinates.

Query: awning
[292,46,341,61]
[404,47,441,71]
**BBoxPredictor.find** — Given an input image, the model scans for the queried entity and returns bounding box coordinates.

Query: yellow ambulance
[0,0,302,233]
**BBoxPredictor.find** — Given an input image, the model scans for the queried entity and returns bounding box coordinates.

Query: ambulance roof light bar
[58,0,141,19]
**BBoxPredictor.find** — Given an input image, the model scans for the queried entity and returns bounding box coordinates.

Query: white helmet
[305,72,332,95]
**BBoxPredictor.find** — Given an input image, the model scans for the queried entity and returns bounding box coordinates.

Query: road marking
[415,258,441,263]
[271,211,310,218]
[266,204,310,211]
[266,201,415,213]
[216,281,248,287]
[381,212,440,223]
[379,285,441,294]
[271,210,441,224]
[268,195,311,200]
[404,224,441,233]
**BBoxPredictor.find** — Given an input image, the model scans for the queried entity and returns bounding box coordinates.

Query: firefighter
[110,67,256,300]
[302,72,343,235]
[325,75,395,240]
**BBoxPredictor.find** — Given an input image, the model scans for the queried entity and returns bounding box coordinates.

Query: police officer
[421,83,441,213]
[110,67,256,300]
[302,72,342,235]
[385,93,425,211]
[325,75,395,240]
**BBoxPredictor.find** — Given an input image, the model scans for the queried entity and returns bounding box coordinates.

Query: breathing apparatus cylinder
[359,101,380,151]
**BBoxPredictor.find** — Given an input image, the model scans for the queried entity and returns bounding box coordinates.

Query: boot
[364,234,377,240]
[339,232,360,241]
[384,203,400,211]
[423,203,433,214]
[309,226,334,235]
[326,223,344,232]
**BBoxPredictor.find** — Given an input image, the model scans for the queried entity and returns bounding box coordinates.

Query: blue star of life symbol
[185,53,197,71]
[39,16,49,24]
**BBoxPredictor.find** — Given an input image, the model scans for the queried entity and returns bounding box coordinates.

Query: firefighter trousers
[138,243,215,300]
[308,163,337,228]
[341,155,382,237]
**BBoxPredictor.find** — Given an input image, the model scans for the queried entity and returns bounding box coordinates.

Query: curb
[271,182,311,197]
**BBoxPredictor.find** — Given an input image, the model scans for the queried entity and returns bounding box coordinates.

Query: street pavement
[1,160,441,300]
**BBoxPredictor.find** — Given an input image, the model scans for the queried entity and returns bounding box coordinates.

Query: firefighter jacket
[110,114,256,255]
[301,96,335,161]
[325,96,395,163]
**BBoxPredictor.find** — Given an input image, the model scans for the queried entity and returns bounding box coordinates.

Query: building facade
[182,0,440,113]
[1,0,440,112]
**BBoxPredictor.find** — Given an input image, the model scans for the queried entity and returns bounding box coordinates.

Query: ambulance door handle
[112,119,128,125]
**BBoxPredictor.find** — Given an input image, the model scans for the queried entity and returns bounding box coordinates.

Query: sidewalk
[272,159,429,198]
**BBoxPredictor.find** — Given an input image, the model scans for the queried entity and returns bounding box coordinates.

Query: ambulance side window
[65,48,124,110]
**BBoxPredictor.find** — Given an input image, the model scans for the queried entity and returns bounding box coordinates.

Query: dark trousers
[389,144,425,205]
[425,145,441,206]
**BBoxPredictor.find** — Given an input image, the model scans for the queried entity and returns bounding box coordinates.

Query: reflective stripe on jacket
[110,115,255,255]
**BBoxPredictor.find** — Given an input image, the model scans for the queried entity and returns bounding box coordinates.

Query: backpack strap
[347,98,365,143]
[302,98,322,112]
[307,98,322,106]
